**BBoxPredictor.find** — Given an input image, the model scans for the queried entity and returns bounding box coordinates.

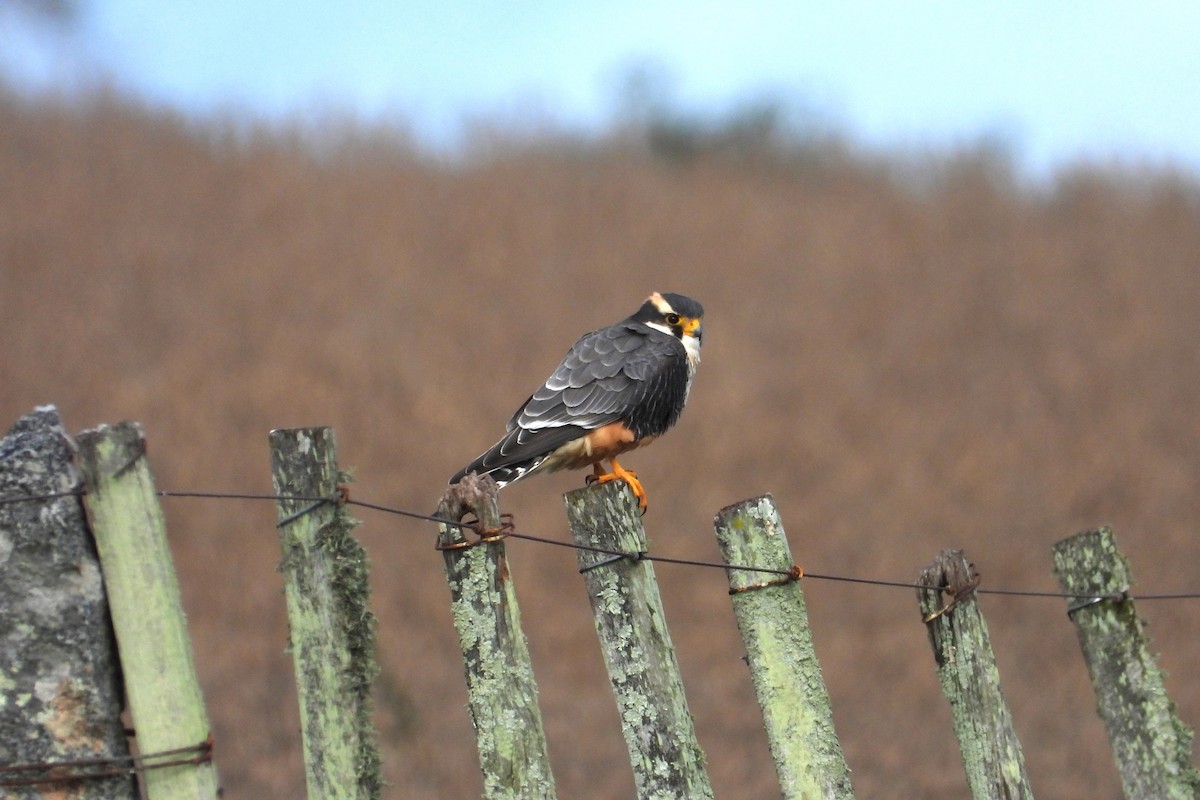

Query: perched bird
[450,292,704,512]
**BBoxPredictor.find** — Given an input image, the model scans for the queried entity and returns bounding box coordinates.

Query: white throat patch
[645,321,702,365]
[646,320,702,402]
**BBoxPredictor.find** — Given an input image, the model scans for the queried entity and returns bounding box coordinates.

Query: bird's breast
[541,422,656,472]
[682,337,701,402]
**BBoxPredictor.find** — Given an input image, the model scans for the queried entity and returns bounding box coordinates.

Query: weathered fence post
[268,427,382,800]
[917,549,1034,800]
[1052,527,1200,800]
[564,480,713,800]
[435,473,556,800]
[0,407,134,799]
[713,495,854,800]
[77,420,220,799]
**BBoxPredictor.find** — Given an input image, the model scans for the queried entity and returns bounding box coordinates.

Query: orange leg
[591,458,648,513]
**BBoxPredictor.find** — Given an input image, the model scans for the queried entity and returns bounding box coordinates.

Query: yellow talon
[591,459,648,513]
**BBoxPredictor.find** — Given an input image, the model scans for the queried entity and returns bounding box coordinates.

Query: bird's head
[634,291,704,359]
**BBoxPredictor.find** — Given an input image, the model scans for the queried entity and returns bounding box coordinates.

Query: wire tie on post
[921,603,952,624]
[728,564,804,595]
[1066,589,1128,619]
[434,536,475,551]
[435,513,514,551]
[579,550,646,574]
[0,736,213,788]
[474,513,514,544]
[0,489,86,507]
[275,490,343,529]
[112,440,147,479]
[922,570,983,623]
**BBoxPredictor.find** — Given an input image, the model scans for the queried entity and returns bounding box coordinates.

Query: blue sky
[4,1,1200,177]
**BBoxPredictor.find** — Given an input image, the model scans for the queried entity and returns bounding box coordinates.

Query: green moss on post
[269,428,381,800]
[714,494,854,800]
[77,421,220,800]
[917,549,1033,800]
[436,474,556,800]
[565,480,713,800]
[1052,527,1200,800]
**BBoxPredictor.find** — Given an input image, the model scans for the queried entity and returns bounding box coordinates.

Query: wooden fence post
[917,549,1034,800]
[77,421,220,799]
[269,427,381,800]
[1052,527,1200,800]
[435,474,556,800]
[0,407,134,799]
[564,480,713,800]
[713,495,854,800]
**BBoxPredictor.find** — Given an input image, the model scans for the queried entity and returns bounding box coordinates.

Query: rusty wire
[0,486,1198,602]
[0,737,212,789]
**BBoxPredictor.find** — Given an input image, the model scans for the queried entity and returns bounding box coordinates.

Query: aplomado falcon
[450,292,704,512]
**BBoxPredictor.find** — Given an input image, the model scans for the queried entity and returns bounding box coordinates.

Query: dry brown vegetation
[3,87,1200,798]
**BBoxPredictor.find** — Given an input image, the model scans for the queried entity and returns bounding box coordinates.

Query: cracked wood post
[0,407,134,799]
[917,549,1034,800]
[714,495,854,800]
[269,427,382,800]
[564,480,713,800]
[1052,527,1200,800]
[435,473,556,800]
[76,420,220,800]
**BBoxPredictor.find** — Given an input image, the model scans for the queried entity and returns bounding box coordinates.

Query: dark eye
[666,313,681,325]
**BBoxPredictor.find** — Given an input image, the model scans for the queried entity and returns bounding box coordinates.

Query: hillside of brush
[3,88,1200,798]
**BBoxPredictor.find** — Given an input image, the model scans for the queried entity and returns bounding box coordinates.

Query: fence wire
[2,486,1198,603]
[0,738,213,789]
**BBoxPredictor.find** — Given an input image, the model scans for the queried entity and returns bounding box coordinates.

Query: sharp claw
[591,460,649,513]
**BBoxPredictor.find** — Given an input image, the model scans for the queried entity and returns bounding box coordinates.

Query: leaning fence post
[564,480,713,800]
[0,407,134,799]
[917,549,1034,800]
[435,474,556,800]
[77,421,220,799]
[1052,527,1200,800]
[269,427,381,800]
[713,495,854,800]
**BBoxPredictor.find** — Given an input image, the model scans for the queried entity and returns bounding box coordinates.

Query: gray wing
[450,322,681,485]
[512,322,656,431]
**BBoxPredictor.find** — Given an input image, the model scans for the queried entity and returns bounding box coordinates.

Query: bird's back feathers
[450,320,688,486]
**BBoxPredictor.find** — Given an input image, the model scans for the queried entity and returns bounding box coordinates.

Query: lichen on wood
[0,406,134,799]
[917,549,1033,800]
[78,419,221,799]
[435,473,556,800]
[1053,527,1200,800]
[269,427,381,800]
[565,480,713,800]
[714,494,854,800]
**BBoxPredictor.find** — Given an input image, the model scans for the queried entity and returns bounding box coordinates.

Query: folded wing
[450,323,684,486]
